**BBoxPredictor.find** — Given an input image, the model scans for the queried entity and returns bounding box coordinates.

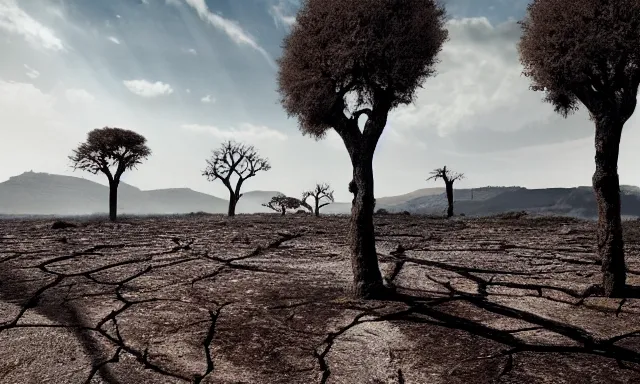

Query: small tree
[519,0,640,297]
[69,127,151,222]
[203,141,271,216]
[263,194,302,215]
[427,166,464,218]
[277,0,448,299]
[301,183,335,217]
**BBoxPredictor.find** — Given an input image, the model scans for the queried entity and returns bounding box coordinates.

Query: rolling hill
[2,171,640,219]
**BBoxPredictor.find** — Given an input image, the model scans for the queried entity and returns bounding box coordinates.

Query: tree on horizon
[69,127,151,222]
[301,183,335,217]
[427,166,464,218]
[203,141,271,217]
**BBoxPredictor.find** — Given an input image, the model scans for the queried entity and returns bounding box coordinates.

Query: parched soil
[0,214,639,384]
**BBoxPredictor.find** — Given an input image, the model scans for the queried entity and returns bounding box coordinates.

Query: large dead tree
[301,183,335,217]
[263,194,302,215]
[519,0,640,297]
[69,127,151,222]
[277,0,448,298]
[427,166,464,218]
[203,141,270,216]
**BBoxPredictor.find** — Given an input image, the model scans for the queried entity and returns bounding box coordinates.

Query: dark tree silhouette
[69,127,151,222]
[427,166,464,218]
[263,194,302,215]
[518,0,640,297]
[203,141,271,217]
[301,183,335,217]
[277,0,448,298]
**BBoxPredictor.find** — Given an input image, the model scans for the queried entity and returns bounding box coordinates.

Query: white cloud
[186,88,191,93]
[165,0,181,5]
[182,0,275,68]
[182,123,287,141]
[116,14,121,19]
[0,0,64,51]
[65,88,95,104]
[24,64,39,79]
[187,48,197,55]
[108,36,120,44]
[201,94,215,103]
[269,1,297,28]
[123,80,174,97]
[387,17,560,141]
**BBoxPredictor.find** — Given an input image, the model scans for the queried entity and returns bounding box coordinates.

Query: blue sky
[2,0,640,201]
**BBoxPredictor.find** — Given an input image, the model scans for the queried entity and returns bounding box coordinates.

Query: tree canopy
[69,127,151,182]
[263,194,302,215]
[518,0,640,119]
[277,0,448,138]
[427,166,464,184]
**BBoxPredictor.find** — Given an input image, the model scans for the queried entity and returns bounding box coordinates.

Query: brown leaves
[69,127,151,181]
[518,0,640,119]
[277,0,448,138]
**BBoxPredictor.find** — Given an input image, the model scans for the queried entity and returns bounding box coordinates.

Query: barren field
[0,214,639,384]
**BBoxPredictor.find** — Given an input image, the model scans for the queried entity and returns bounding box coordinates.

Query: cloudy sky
[2,0,640,202]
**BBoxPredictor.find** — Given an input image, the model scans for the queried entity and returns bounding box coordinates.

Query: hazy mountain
[2,171,640,219]
[0,172,226,215]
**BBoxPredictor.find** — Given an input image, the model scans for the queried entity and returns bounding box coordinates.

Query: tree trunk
[227,194,237,217]
[281,207,286,216]
[349,157,384,299]
[109,181,118,222]
[445,181,454,218]
[593,116,626,297]
[315,199,320,217]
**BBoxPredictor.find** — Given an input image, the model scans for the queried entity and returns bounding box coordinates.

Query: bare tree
[301,183,335,217]
[427,166,464,218]
[203,141,271,216]
[277,0,448,298]
[69,127,151,222]
[518,0,640,297]
[263,194,302,215]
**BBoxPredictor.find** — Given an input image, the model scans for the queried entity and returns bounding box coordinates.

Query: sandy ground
[0,213,639,384]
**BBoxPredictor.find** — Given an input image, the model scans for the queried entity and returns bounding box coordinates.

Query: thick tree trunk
[281,207,286,216]
[315,200,320,217]
[350,157,384,299]
[227,194,237,217]
[109,181,118,222]
[445,182,454,218]
[593,117,626,297]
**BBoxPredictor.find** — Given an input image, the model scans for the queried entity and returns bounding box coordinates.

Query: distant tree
[203,141,271,217]
[427,166,464,218]
[263,194,302,215]
[277,0,448,299]
[518,0,640,297]
[301,183,335,217]
[69,127,151,222]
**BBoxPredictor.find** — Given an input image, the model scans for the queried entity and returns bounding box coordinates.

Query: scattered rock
[559,226,576,235]
[51,221,77,230]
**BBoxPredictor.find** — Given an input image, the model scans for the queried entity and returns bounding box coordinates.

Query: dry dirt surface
[1,214,639,384]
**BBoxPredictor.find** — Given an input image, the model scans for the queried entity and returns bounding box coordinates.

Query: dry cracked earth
[1,213,639,384]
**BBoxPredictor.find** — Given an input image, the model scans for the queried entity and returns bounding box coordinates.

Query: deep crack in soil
[0,214,639,383]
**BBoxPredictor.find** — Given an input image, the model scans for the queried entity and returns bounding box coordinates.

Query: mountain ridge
[2,171,640,219]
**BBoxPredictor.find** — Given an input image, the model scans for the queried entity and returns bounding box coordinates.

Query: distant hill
[2,171,640,219]
[0,172,227,215]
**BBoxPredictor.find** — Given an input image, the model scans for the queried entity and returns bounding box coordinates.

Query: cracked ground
[0,214,639,384]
